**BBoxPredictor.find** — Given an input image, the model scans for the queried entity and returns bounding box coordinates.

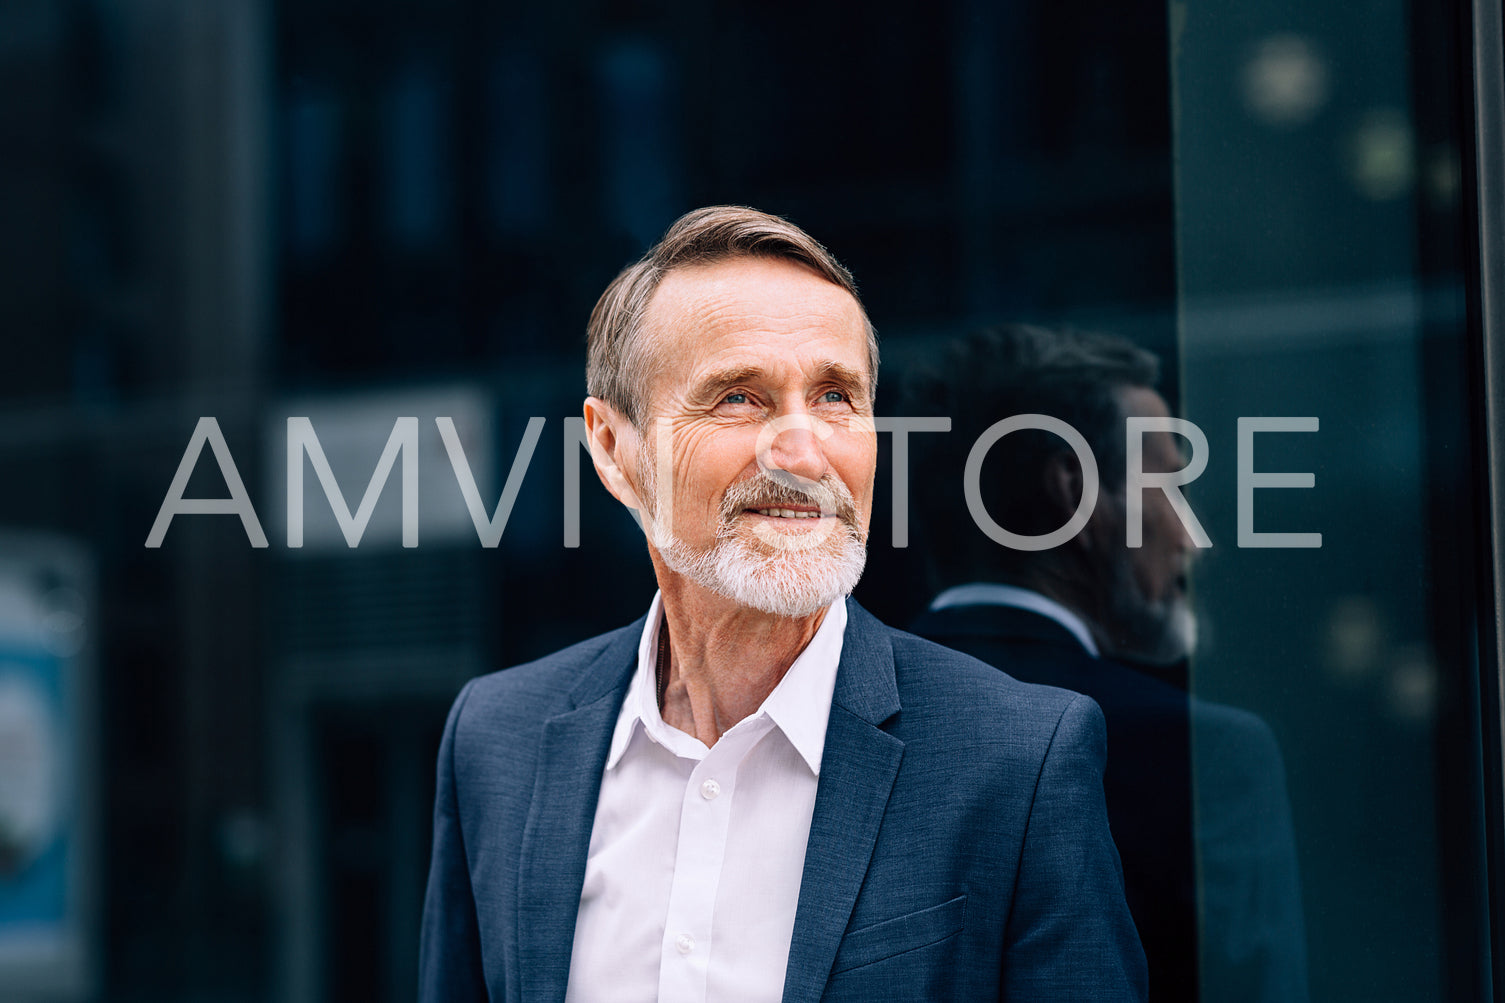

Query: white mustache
[719,472,858,527]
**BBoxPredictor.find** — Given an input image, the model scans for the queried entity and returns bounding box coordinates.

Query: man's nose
[1161,504,1200,563]
[760,423,830,487]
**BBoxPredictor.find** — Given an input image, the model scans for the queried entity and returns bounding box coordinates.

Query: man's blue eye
[821,391,847,403]
[724,392,748,404]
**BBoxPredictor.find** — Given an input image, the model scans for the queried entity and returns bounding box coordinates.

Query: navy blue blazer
[419,601,1147,1002]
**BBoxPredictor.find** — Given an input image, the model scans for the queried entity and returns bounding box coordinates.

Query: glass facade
[1172,0,1494,999]
[0,0,1497,999]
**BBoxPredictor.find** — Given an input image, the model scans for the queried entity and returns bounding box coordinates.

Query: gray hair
[586,206,878,426]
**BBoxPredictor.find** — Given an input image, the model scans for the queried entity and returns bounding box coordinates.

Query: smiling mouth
[745,507,832,520]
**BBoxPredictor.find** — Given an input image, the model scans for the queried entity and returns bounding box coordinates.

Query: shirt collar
[929,582,1101,657]
[605,592,846,775]
[758,596,844,775]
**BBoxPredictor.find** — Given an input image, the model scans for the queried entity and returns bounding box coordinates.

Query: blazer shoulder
[1189,695,1291,793]
[884,625,1101,745]
[453,619,641,733]
[888,626,1086,709]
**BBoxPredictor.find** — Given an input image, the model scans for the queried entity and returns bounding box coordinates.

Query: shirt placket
[656,721,767,1003]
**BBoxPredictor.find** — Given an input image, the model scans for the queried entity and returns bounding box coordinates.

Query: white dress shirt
[930,581,1101,656]
[564,593,846,1003]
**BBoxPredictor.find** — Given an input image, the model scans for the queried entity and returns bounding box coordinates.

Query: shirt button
[700,778,721,800]
[676,933,695,954]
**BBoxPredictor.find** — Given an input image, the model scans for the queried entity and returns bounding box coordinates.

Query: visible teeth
[753,508,822,519]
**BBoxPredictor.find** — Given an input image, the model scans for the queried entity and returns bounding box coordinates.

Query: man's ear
[1042,452,1083,519]
[1046,451,1119,555]
[583,397,646,511]
[1042,452,1099,552]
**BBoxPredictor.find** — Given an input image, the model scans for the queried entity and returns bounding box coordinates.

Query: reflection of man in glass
[909,325,1308,1003]
[419,213,1147,1002]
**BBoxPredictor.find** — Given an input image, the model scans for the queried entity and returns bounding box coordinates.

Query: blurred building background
[0,0,1499,1001]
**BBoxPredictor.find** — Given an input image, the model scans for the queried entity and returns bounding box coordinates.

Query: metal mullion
[1471,0,1505,992]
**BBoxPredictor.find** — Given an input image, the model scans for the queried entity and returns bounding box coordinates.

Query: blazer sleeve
[418,681,490,1003]
[1002,693,1149,1002]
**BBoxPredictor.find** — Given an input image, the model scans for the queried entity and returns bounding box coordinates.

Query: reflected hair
[908,324,1161,585]
[586,206,878,427]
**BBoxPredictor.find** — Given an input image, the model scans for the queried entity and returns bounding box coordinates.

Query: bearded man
[908,325,1308,1002]
[418,208,1146,1003]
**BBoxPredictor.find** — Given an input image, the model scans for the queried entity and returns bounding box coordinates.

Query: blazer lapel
[515,621,642,1003]
[781,602,905,1003]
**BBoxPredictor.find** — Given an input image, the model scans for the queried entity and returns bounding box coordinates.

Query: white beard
[640,461,867,619]
[655,523,867,618]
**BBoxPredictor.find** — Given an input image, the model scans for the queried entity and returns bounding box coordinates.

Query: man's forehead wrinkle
[637,259,871,419]
[657,316,869,386]
[653,261,863,329]
[672,294,860,341]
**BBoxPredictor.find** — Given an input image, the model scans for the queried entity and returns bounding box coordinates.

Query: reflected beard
[643,465,868,618]
[1100,550,1198,665]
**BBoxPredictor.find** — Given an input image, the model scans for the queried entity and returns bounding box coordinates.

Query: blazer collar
[827,599,903,725]
[517,618,641,1003]
[607,595,848,775]
[781,600,906,1003]
[564,613,647,709]
[566,603,902,722]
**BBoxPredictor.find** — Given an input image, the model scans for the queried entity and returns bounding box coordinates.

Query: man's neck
[653,570,828,748]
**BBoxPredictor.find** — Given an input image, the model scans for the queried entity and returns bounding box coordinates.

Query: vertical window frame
[1469,0,1505,989]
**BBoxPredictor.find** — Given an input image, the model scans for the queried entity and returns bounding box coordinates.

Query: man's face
[1097,386,1199,664]
[626,256,877,617]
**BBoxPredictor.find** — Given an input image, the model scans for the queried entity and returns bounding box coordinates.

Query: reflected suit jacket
[418,601,1148,1003]
[911,601,1308,1003]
